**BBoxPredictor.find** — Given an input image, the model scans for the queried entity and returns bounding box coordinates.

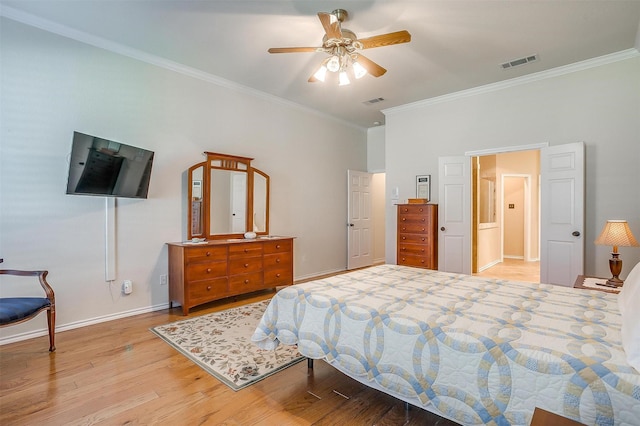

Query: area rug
[150,300,304,391]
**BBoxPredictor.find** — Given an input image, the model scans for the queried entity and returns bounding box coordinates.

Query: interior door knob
[572,231,581,237]
[349,223,354,227]
[440,227,446,231]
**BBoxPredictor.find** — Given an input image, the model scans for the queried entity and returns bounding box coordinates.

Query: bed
[251,264,640,425]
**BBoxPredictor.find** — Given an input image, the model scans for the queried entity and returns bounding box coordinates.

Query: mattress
[251,264,640,425]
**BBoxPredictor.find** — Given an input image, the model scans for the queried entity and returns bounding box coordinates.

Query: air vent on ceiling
[501,54,538,70]
[363,97,385,105]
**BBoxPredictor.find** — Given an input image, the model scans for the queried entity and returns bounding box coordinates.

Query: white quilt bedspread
[251,264,640,425]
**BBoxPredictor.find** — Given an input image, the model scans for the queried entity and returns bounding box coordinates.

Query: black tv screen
[66,131,154,198]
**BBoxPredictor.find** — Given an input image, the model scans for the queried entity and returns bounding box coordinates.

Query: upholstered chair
[0,269,56,351]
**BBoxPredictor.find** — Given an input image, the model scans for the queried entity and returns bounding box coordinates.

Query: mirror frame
[187,152,270,240]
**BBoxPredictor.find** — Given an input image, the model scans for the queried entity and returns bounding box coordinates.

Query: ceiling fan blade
[268,47,319,53]
[318,12,342,39]
[354,55,387,77]
[358,30,411,49]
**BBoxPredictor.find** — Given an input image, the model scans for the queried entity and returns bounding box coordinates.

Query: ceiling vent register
[501,54,539,69]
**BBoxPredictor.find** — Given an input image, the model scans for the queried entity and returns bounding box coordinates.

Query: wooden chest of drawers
[167,237,294,315]
[397,204,438,269]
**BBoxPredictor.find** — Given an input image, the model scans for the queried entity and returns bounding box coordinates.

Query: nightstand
[574,275,621,294]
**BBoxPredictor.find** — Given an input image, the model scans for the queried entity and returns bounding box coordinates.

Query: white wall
[0,19,366,343]
[384,53,640,279]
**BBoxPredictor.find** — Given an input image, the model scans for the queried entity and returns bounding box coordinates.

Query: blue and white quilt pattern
[251,264,640,425]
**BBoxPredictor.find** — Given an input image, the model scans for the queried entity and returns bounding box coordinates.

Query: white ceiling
[2,1,640,128]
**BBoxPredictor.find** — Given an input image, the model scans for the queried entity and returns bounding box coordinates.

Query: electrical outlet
[122,280,133,295]
[160,274,168,286]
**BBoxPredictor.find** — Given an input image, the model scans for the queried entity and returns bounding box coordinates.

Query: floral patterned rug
[150,300,303,391]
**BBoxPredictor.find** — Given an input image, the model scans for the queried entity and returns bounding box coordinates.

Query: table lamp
[594,220,639,287]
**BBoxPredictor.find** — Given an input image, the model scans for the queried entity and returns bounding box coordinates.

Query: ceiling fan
[268,9,411,85]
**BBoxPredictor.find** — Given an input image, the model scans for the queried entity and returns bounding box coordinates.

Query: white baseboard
[0,303,170,346]
[478,259,501,272]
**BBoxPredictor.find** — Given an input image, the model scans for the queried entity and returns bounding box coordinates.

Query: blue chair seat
[0,297,52,324]
[0,269,56,351]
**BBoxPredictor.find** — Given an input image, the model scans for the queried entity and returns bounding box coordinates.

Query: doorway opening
[471,150,540,283]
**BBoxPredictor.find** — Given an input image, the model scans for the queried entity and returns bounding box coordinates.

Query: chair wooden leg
[47,309,56,352]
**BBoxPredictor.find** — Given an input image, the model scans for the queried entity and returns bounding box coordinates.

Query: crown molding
[383,49,640,116]
[0,5,364,131]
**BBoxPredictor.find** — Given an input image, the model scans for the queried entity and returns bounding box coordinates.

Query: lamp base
[606,277,624,288]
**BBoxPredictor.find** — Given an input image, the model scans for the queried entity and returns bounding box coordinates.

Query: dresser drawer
[229,256,263,275]
[263,239,292,254]
[186,261,227,281]
[398,233,430,244]
[398,214,431,226]
[398,243,431,257]
[398,205,430,215]
[398,255,434,269]
[188,277,228,303]
[398,223,430,233]
[264,266,292,286]
[263,251,292,269]
[185,246,227,263]
[229,243,263,258]
[229,272,264,293]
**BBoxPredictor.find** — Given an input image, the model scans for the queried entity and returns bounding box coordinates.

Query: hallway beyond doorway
[474,259,540,283]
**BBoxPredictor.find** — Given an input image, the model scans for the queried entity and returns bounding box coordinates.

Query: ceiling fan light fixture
[339,71,350,86]
[313,65,328,82]
[327,55,341,72]
[352,61,368,79]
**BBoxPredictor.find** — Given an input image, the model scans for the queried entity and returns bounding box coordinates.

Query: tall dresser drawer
[398,233,429,244]
[398,243,431,257]
[398,255,433,269]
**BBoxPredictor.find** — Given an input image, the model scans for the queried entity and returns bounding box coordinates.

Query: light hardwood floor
[0,289,459,425]
[474,259,540,283]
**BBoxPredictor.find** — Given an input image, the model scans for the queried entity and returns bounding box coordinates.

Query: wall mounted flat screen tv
[66,131,154,198]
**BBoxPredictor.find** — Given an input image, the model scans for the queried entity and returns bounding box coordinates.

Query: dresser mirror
[187,152,269,239]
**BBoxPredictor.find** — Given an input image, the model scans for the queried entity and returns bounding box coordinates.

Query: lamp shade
[595,220,639,248]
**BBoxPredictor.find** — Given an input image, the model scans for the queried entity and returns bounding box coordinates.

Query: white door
[347,170,373,269]
[540,142,585,285]
[438,156,472,274]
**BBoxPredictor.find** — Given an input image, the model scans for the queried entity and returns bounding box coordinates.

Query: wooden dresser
[167,237,294,315]
[397,204,438,269]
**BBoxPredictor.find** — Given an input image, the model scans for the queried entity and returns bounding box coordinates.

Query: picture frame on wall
[416,175,431,200]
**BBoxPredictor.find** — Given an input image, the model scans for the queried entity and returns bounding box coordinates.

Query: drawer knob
[244,248,248,253]
[419,208,424,212]
[206,268,211,273]
[421,218,425,222]
[276,273,281,278]
[276,244,280,249]
[244,279,250,284]
[207,286,212,291]
[402,236,406,240]
[421,228,425,231]
[244,263,249,268]
[421,238,425,241]
[206,252,211,256]
[276,258,280,263]
[402,218,406,221]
